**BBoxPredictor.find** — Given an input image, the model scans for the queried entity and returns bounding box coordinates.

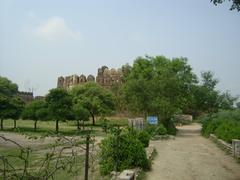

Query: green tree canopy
[0,77,18,97]
[237,102,240,109]
[189,71,237,117]
[70,82,115,125]
[22,99,48,131]
[218,91,238,110]
[9,96,25,129]
[211,0,240,11]
[0,76,24,130]
[46,88,72,133]
[123,56,197,120]
[189,71,220,117]
[72,102,90,130]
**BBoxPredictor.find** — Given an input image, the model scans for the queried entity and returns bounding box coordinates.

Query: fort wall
[57,66,123,90]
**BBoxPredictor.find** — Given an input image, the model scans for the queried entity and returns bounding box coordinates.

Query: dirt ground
[146,123,240,180]
[0,132,56,149]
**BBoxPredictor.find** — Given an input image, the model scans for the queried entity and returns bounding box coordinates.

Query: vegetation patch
[99,128,150,175]
[201,110,240,143]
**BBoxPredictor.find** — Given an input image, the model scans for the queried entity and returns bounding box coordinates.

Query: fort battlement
[57,66,123,90]
[17,91,34,102]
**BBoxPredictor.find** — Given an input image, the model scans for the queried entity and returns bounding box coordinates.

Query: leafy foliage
[218,91,238,110]
[99,128,150,175]
[201,110,240,143]
[211,0,240,11]
[71,82,115,125]
[214,121,240,143]
[187,71,237,118]
[0,76,18,96]
[0,76,25,130]
[46,88,72,133]
[136,130,151,147]
[237,102,240,109]
[145,124,168,137]
[163,119,177,135]
[123,56,197,121]
[72,102,90,130]
[22,99,48,131]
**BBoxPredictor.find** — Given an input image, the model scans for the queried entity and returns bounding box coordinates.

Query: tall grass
[201,110,240,143]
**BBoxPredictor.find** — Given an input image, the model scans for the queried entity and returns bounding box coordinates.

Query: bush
[137,130,151,147]
[99,128,150,175]
[215,121,240,143]
[201,110,240,143]
[163,119,177,135]
[145,123,167,137]
[156,124,168,135]
[202,119,221,137]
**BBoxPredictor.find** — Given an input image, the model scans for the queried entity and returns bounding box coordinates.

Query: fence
[209,134,240,159]
[0,133,98,180]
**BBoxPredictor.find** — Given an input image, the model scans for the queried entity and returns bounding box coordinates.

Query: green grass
[97,116,129,126]
[0,146,43,169]
[0,116,128,137]
[0,146,85,180]
[0,116,129,179]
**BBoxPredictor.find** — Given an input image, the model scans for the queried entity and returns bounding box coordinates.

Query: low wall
[209,134,240,159]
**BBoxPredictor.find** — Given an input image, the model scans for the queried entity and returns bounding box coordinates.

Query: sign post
[147,116,158,125]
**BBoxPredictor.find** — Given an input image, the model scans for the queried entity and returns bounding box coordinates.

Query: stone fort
[57,66,124,90]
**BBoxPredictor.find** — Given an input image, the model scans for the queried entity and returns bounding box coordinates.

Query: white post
[232,139,240,158]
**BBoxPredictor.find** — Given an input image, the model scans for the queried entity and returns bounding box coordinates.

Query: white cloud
[35,16,80,41]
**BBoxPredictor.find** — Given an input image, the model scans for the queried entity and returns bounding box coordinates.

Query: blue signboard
[147,116,158,125]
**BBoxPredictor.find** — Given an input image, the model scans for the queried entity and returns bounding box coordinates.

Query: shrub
[156,124,168,135]
[99,128,150,175]
[137,130,151,147]
[145,123,167,137]
[202,119,221,137]
[215,121,240,143]
[163,119,177,135]
[201,110,240,142]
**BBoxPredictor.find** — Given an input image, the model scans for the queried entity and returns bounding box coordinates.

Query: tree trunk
[14,119,16,129]
[91,113,95,126]
[0,119,3,130]
[144,112,147,121]
[56,119,59,133]
[77,120,80,130]
[34,120,38,132]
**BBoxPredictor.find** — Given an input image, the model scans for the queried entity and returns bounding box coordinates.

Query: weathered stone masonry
[57,66,123,90]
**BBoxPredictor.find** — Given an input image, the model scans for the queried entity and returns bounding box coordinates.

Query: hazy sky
[0,0,239,96]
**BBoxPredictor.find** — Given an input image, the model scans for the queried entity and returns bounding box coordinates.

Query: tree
[22,99,48,131]
[46,88,72,133]
[72,102,90,130]
[189,71,220,117]
[0,76,24,130]
[0,95,9,130]
[237,102,240,109]
[218,91,238,110]
[71,82,115,126]
[9,97,25,129]
[211,0,240,11]
[0,77,18,96]
[123,56,197,121]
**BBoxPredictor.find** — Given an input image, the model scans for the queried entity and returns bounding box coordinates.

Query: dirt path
[146,123,240,180]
